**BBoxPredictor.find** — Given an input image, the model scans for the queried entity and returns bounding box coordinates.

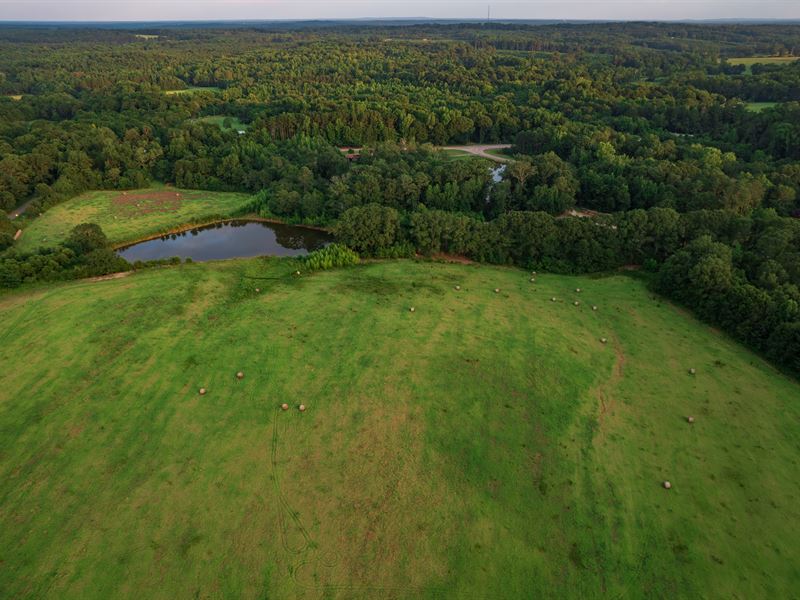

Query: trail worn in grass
[17,187,253,251]
[0,259,798,599]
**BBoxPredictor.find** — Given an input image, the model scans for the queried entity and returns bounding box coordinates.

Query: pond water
[117,220,333,263]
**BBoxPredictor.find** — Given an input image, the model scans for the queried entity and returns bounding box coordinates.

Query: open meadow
[17,188,253,251]
[1,258,798,599]
[727,55,800,73]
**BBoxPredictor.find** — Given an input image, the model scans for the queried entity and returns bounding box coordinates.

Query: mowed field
[745,102,779,113]
[17,188,253,251]
[0,259,799,598]
[727,56,800,74]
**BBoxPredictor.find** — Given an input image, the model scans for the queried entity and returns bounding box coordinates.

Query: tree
[335,204,401,254]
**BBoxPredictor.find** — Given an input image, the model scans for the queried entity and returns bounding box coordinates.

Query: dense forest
[0,22,798,372]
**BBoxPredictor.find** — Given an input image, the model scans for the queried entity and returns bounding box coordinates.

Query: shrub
[303,243,360,270]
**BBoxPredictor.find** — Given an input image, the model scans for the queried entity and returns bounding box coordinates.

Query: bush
[303,243,359,270]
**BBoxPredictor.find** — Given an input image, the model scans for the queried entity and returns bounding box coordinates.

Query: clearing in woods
[16,187,253,251]
[164,86,222,95]
[0,259,798,598]
[727,55,800,73]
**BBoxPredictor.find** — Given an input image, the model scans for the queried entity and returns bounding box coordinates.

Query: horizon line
[1,17,799,24]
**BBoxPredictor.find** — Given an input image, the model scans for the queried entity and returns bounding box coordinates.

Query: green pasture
[745,102,779,113]
[0,259,798,598]
[727,56,799,74]
[17,187,253,251]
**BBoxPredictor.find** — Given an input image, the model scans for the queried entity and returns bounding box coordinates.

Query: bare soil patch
[112,191,184,217]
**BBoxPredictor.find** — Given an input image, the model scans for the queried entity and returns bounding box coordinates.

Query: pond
[117,220,333,263]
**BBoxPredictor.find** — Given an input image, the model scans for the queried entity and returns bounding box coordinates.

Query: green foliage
[303,243,360,270]
[334,203,401,254]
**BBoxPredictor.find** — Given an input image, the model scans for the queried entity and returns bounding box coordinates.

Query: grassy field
[164,86,221,96]
[0,258,798,599]
[440,148,473,160]
[727,56,799,74]
[17,187,253,251]
[192,115,249,131]
[745,102,779,113]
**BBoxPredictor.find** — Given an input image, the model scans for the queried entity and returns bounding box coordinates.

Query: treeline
[2,22,800,212]
[334,203,800,374]
[0,224,129,287]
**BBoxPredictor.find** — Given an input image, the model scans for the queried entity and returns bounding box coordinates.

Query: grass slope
[0,259,798,599]
[17,187,253,251]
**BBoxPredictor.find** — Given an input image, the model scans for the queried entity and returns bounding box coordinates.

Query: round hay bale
[255,288,261,293]
[530,278,536,283]
[663,481,672,490]
[494,288,500,293]
[551,297,557,302]
[576,288,581,293]
[601,337,608,344]
[298,404,306,412]
[236,371,244,380]
[689,368,696,375]
[532,271,537,275]
[574,301,580,306]
[455,285,461,291]
[409,307,415,313]
[687,416,695,424]
[295,270,301,276]
[592,305,598,311]
[199,387,206,396]
[281,403,289,411]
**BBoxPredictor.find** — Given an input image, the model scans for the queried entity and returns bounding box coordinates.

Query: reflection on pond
[117,220,333,263]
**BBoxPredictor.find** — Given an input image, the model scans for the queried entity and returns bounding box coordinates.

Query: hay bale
[663,481,672,490]
[298,404,306,412]
[532,271,537,275]
[551,297,557,302]
[530,278,536,283]
[574,301,580,306]
[409,307,415,312]
[601,337,608,344]
[455,285,461,291]
[592,305,598,311]
[576,288,582,293]
[689,368,696,375]
[281,403,289,411]
[687,416,695,424]
[199,388,207,396]
[255,288,261,293]
[295,270,301,276]
[236,371,244,380]
[494,288,500,293]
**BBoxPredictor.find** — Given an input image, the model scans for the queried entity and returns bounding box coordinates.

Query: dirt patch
[86,271,133,283]
[429,253,474,265]
[595,339,627,440]
[112,191,184,217]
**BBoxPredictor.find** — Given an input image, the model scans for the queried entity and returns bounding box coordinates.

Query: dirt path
[439,144,512,162]
[7,197,36,219]
[595,339,627,441]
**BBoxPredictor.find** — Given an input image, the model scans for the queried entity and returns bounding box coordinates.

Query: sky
[0,0,798,22]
